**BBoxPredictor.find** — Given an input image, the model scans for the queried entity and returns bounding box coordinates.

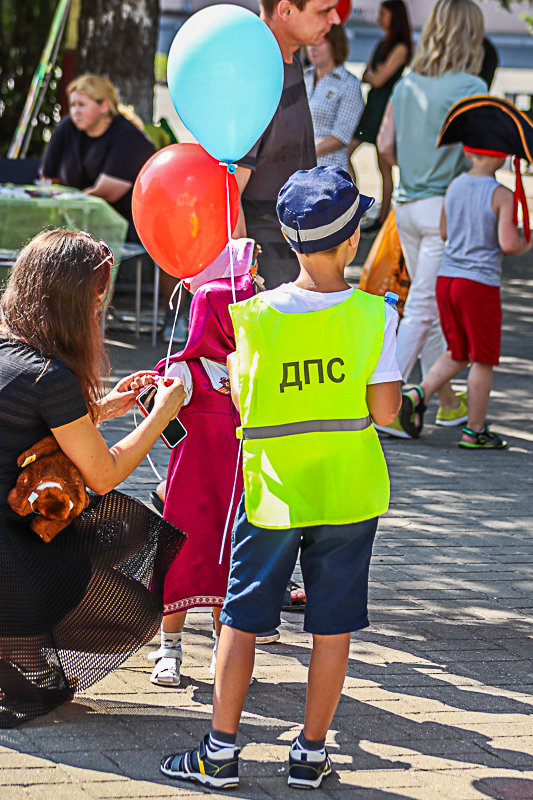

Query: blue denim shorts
[220,496,378,636]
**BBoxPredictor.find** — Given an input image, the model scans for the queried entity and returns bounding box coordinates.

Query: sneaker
[256,629,280,644]
[458,425,507,450]
[160,734,240,789]
[373,415,412,439]
[148,644,182,687]
[162,312,188,344]
[288,738,332,789]
[436,392,468,426]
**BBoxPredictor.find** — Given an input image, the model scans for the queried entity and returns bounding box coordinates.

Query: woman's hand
[150,377,186,424]
[53,376,186,496]
[97,371,159,422]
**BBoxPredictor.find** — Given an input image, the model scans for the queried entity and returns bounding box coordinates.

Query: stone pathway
[1,250,532,800]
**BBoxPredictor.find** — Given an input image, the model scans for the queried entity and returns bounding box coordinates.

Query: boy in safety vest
[160,166,403,790]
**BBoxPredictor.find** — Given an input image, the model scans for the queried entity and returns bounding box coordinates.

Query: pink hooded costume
[155,259,255,614]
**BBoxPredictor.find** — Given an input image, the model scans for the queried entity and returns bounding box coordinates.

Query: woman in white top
[377,0,486,435]
[304,25,364,175]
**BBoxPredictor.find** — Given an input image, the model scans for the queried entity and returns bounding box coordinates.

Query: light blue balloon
[167,4,284,164]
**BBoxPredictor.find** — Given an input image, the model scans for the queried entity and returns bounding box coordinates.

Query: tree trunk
[76,0,159,124]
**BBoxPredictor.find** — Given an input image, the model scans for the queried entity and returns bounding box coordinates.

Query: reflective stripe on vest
[241,416,371,440]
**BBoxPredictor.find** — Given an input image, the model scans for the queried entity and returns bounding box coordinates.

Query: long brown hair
[380,0,412,62]
[0,229,111,419]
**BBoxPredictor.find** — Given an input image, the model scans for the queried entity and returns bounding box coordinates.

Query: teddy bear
[7,435,89,543]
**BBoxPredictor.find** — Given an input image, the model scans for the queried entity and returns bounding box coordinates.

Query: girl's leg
[149,609,186,687]
[210,606,223,675]
[377,151,393,224]
[212,606,222,637]
[156,480,166,503]
[405,351,468,427]
[463,362,493,438]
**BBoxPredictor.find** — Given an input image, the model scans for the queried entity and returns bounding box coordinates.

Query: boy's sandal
[458,426,507,449]
[399,386,426,438]
[282,580,306,612]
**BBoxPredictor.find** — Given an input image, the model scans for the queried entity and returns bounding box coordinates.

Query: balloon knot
[219,162,236,174]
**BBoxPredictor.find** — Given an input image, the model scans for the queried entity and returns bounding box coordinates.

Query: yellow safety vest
[230,289,390,529]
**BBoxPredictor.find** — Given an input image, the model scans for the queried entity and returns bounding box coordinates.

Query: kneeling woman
[0,229,186,727]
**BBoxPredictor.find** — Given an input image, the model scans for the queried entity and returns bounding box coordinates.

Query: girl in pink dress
[148,240,258,686]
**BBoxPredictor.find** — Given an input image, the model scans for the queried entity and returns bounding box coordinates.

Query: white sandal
[148,644,182,687]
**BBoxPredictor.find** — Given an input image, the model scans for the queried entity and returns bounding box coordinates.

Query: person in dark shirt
[0,229,186,727]
[234,0,341,290]
[42,75,155,241]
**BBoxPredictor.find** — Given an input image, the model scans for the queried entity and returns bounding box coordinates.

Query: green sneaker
[373,414,412,439]
[436,392,468,427]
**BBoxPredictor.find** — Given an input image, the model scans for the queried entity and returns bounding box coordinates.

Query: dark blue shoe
[160,734,239,789]
[288,738,332,789]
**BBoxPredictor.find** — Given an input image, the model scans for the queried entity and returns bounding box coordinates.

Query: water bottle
[384,292,400,331]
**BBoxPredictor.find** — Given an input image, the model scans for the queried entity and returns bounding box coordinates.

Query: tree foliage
[0,0,62,157]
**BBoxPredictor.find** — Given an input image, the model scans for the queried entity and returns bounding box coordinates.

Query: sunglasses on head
[79,230,115,268]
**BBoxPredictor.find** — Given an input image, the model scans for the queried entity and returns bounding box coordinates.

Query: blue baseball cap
[276,166,375,255]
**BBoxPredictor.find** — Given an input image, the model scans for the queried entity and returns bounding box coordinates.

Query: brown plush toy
[7,435,89,543]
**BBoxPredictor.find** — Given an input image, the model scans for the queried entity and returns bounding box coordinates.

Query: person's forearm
[233,202,247,238]
[315,135,344,157]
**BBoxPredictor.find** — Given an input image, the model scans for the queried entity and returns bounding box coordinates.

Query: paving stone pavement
[1,247,532,800]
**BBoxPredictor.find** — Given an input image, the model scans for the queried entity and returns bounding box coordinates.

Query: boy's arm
[440,203,447,242]
[227,351,240,409]
[494,185,532,256]
[367,381,402,426]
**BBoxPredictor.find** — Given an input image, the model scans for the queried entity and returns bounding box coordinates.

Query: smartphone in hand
[136,385,187,449]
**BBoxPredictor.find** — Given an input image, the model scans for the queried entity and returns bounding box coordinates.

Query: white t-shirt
[164,357,230,406]
[260,283,401,385]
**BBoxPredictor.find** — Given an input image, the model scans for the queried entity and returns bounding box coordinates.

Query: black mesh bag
[0,490,186,728]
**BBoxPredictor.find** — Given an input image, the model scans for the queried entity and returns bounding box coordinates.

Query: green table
[0,183,128,289]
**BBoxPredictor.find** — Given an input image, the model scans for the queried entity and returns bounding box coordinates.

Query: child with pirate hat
[400,95,532,448]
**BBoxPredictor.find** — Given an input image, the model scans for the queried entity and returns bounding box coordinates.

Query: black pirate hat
[437,95,532,241]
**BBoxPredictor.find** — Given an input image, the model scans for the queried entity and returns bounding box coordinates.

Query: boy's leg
[160,496,301,788]
[212,625,256,734]
[463,362,493,435]
[287,517,378,789]
[303,632,351,740]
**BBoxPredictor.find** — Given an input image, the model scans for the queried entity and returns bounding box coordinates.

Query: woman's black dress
[0,337,186,727]
[354,40,406,145]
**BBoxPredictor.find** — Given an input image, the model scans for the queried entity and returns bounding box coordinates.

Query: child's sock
[161,629,182,651]
[206,728,238,759]
[292,731,326,759]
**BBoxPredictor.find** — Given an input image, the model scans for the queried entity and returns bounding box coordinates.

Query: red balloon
[336,0,352,24]
[132,143,240,279]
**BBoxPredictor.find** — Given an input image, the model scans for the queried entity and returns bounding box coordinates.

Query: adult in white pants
[378,0,486,414]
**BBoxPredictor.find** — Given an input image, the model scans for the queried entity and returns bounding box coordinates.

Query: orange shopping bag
[359,209,410,317]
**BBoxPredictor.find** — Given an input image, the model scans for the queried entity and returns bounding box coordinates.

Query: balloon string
[219,438,242,565]
[133,406,164,482]
[226,169,236,304]
[164,280,183,379]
